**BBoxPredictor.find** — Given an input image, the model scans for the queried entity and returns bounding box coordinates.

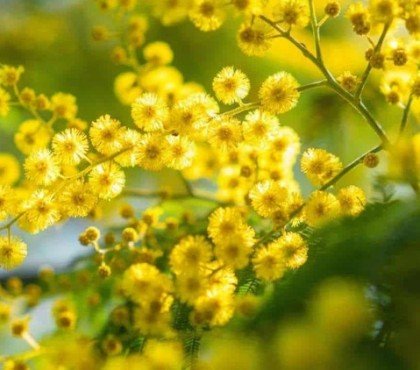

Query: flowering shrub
[0,0,419,369]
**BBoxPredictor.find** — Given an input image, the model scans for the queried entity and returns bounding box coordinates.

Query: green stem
[355,22,391,99]
[398,94,413,139]
[297,80,327,92]
[308,0,322,61]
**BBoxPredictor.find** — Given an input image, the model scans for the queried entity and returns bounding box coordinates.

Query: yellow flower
[300,148,343,186]
[337,185,366,216]
[140,206,163,228]
[303,190,340,227]
[252,242,286,281]
[214,231,254,269]
[0,88,10,116]
[143,41,174,66]
[170,235,213,275]
[208,265,237,295]
[0,153,20,185]
[60,180,98,217]
[216,165,254,204]
[90,114,124,155]
[52,128,89,165]
[259,72,300,114]
[189,0,226,31]
[165,135,196,170]
[346,2,371,35]
[122,263,172,303]
[0,185,14,221]
[24,149,60,186]
[369,0,399,22]
[243,109,279,148]
[270,0,310,28]
[169,93,219,138]
[152,0,189,25]
[212,66,250,105]
[0,65,24,86]
[21,190,60,233]
[136,134,169,171]
[208,117,243,151]
[131,92,169,132]
[237,19,273,56]
[14,119,51,155]
[176,270,209,304]
[51,93,78,120]
[267,126,301,164]
[232,0,263,15]
[274,232,308,269]
[207,207,246,245]
[115,128,141,167]
[183,144,220,180]
[249,180,290,218]
[0,236,27,270]
[114,72,142,106]
[89,162,125,200]
[191,289,234,327]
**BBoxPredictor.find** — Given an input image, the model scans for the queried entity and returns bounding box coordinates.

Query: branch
[355,22,391,99]
[397,94,414,140]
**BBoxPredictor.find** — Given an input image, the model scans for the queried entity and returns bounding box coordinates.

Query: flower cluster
[0,0,419,368]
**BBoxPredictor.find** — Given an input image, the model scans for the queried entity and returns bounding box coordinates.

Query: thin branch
[308,0,323,61]
[298,79,327,92]
[397,94,414,139]
[355,22,391,99]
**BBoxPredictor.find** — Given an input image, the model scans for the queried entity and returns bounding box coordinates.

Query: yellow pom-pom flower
[14,119,51,155]
[131,93,169,132]
[249,180,290,218]
[243,109,279,148]
[300,148,343,186]
[271,0,310,28]
[170,235,213,275]
[60,180,98,217]
[143,41,174,66]
[208,117,243,151]
[237,19,273,56]
[189,0,226,32]
[89,162,125,200]
[259,72,300,114]
[337,185,366,216]
[136,134,169,171]
[52,128,89,165]
[166,135,196,170]
[212,66,250,105]
[0,236,27,270]
[90,115,124,155]
[0,153,20,185]
[24,149,60,186]
[275,232,308,269]
[50,93,78,120]
[303,190,340,227]
[252,242,286,282]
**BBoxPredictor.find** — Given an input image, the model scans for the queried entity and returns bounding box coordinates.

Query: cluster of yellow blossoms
[0,0,419,368]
